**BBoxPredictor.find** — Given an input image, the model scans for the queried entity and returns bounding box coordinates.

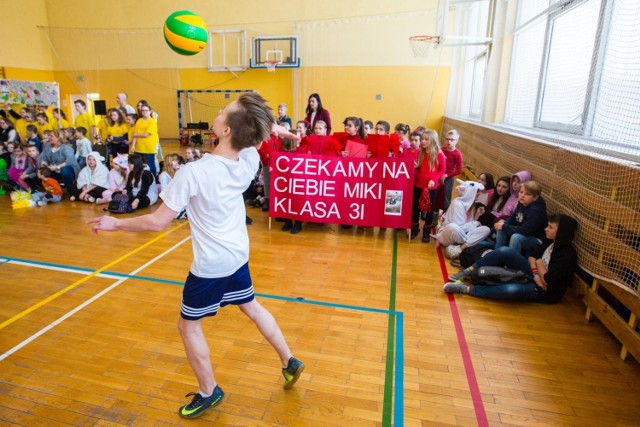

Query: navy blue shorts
[180,263,255,320]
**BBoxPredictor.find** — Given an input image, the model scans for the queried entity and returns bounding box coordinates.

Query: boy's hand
[271,123,300,142]
[87,215,118,234]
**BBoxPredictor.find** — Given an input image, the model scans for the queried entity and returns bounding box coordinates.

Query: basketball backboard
[208,29,248,72]
[250,36,300,69]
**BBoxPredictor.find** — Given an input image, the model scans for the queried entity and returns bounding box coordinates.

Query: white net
[455,0,640,293]
[409,35,440,58]
[264,61,278,73]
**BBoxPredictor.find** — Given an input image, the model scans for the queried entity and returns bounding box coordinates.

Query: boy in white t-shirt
[74,126,92,169]
[88,93,304,419]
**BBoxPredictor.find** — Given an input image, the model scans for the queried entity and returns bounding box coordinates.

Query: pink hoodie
[493,170,530,220]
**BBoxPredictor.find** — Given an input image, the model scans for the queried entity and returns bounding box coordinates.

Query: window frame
[469,50,488,118]
[532,0,612,134]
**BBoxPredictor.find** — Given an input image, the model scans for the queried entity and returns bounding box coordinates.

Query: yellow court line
[0,221,189,331]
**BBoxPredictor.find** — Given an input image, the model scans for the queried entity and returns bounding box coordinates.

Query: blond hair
[522,180,542,197]
[163,153,183,179]
[417,129,441,170]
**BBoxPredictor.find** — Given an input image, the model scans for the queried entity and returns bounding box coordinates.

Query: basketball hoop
[409,35,441,58]
[264,61,278,72]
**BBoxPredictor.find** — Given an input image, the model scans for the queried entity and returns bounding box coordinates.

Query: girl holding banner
[411,129,446,242]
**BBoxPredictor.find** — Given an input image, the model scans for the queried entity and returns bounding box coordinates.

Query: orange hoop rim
[409,35,440,58]
[409,35,440,43]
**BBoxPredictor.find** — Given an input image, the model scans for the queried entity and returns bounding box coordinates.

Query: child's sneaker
[445,245,462,260]
[36,200,47,206]
[448,268,472,282]
[282,357,305,389]
[178,385,224,419]
[443,281,470,294]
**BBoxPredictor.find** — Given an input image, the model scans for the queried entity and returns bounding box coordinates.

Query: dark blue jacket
[502,196,547,241]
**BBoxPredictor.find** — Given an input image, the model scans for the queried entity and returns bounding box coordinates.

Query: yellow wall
[1,0,54,70]
[45,67,294,138]
[2,1,449,138]
[294,66,450,132]
[42,64,448,138]
[4,68,55,83]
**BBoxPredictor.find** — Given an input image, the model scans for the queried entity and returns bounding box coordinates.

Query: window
[505,19,546,126]
[504,0,640,157]
[444,0,491,119]
[590,0,640,148]
[536,0,601,132]
[470,52,487,117]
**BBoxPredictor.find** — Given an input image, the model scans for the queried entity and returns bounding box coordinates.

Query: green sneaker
[178,385,224,419]
[282,357,305,389]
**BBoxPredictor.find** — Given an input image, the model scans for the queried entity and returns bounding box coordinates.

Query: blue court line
[0,255,398,315]
[1,254,405,423]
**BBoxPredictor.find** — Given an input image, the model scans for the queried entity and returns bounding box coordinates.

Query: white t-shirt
[542,242,554,269]
[158,171,172,190]
[161,148,259,278]
[76,138,92,158]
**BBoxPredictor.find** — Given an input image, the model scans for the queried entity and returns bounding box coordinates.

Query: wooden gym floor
[1,141,639,426]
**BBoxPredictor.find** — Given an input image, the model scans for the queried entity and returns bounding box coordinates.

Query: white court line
[0,236,191,362]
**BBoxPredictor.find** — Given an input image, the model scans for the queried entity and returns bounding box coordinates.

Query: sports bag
[105,192,132,214]
[471,266,529,286]
[459,246,494,268]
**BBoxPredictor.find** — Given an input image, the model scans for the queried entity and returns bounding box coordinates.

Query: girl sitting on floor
[71,151,109,203]
[96,154,129,205]
[124,153,158,211]
[434,179,491,259]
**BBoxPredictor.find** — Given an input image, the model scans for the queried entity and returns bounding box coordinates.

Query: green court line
[382,230,399,426]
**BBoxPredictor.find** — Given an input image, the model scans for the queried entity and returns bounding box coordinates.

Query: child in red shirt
[439,129,463,212]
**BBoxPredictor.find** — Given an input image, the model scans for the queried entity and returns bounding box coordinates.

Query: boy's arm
[453,150,463,176]
[272,123,300,142]
[3,103,21,120]
[88,203,177,234]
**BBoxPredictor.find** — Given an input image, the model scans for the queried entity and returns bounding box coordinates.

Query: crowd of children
[2,95,559,262]
[2,94,578,304]
[245,94,460,237]
[246,93,567,281]
[0,94,166,213]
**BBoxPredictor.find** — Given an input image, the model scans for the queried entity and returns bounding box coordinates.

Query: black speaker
[93,100,107,115]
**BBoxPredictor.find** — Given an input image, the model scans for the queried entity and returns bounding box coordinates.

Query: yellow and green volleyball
[164,10,208,56]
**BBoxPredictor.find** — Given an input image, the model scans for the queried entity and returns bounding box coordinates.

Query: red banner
[269,153,414,228]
